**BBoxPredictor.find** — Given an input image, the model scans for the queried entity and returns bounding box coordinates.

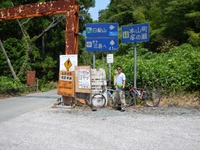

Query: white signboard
[59,55,78,71]
[107,54,114,63]
[78,70,91,89]
[75,66,91,89]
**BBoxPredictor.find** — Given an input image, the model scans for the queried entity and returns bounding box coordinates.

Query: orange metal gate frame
[0,0,79,104]
[0,0,79,54]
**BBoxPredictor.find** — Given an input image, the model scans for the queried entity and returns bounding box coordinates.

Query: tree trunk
[42,34,45,59]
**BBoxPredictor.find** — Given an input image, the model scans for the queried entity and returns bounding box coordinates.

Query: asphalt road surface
[0,90,200,150]
[0,90,60,123]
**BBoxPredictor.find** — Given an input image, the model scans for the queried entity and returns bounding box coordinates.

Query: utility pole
[0,39,17,79]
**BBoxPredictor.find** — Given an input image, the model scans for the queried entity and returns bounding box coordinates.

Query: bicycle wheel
[144,90,161,107]
[108,96,117,108]
[124,90,135,107]
[91,94,106,108]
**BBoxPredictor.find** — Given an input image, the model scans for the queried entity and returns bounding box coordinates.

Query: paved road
[0,90,60,123]
[0,90,200,150]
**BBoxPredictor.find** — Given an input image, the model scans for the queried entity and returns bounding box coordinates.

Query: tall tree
[0,0,95,82]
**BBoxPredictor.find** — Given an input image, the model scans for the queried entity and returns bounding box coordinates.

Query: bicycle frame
[126,82,161,107]
[107,89,116,103]
[130,87,146,100]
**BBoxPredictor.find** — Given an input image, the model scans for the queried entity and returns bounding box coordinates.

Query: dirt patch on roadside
[0,94,26,100]
[0,95,12,100]
[1,92,200,108]
[160,93,200,108]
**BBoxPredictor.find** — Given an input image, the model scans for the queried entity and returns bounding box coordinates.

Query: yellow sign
[57,71,75,97]
[64,58,72,71]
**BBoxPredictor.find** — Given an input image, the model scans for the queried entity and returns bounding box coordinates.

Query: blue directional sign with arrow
[86,23,118,37]
[122,23,149,43]
[86,37,118,52]
[85,23,118,52]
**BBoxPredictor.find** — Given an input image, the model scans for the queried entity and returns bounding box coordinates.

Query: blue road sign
[86,37,118,52]
[86,23,118,37]
[121,23,149,43]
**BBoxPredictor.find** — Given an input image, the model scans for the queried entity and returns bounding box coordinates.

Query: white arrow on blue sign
[122,23,149,43]
[86,23,118,37]
[86,37,118,52]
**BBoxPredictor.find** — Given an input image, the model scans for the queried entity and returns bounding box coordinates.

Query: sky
[88,0,110,20]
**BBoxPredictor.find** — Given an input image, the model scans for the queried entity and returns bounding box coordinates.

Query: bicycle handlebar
[126,82,149,89]
[107,88,116,92]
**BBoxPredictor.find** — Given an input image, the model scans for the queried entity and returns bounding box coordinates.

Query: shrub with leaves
[96,44,200,94]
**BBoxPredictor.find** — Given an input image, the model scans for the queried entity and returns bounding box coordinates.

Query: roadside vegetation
[0,0,200,107]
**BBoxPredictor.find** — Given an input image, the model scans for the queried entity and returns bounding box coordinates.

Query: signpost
[57,55,78,97]
[86,23,118,37]
[59,55,77,71]
[122,23,149,104]
[64,58,72,71]
[85,37,118,52]
[85,23,118,69]
[122,23,149,43]
[106,54,113,64]
[107,54,113,87]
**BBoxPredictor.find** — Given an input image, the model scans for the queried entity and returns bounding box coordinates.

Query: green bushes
[0,76,39,95]
[1,43,199,96]
[0,76,23,95]
[98,44,200,94]
[137,44,199,93]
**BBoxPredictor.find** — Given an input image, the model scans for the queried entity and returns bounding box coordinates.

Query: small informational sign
[107,54,113,63]
[27,71,36,85]
[59,55,77,71]
[78,68,91,89]
[75,66,91,93]
[60,74,73,82]
[122,23,149,43]
[57,71,75,97]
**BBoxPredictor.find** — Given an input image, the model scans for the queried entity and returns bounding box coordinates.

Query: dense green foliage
[96,0,200,93]
[99,0,200,51]
[97,44,200,93]
[0,0,200,95]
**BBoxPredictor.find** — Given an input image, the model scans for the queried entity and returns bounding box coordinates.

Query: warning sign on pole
[59,55,77,71]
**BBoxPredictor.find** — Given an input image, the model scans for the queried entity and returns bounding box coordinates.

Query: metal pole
[0,39,17,79]
[36,78,39,91]
[134,43,137,105]
[93,52,95,69]
[108,63,111,87]
[134,43,137,88]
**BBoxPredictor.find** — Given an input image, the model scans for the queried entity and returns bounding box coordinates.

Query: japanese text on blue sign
[86,23,118,37]
[86,37,118,52]
[122,23,149,43]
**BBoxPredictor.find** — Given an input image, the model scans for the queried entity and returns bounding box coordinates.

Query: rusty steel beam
[0,0,74,21]
[65,1,79,54]
[0,0,79,55]
[0,0,79,102]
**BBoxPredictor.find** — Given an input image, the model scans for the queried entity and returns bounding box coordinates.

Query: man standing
[115,66,126,111]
